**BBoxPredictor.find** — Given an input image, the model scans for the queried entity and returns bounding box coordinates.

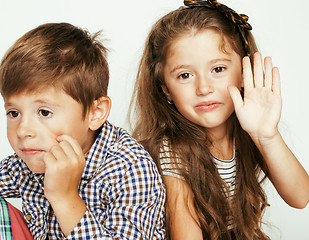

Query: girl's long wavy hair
[130,6,269,240]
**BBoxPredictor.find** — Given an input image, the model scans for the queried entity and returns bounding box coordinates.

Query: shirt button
[110,145,117,151]
[26,214,32,221]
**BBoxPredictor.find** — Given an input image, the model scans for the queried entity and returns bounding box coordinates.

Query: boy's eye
[212,66,226,73]
[39,109,52,117]
[177,72,192,80]
[7,111,20,118]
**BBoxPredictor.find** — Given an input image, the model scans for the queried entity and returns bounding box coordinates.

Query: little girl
[130,0,309,239]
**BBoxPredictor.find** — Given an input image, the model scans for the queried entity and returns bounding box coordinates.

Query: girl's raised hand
[228,52,282,142]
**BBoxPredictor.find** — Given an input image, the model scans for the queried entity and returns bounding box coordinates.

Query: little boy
[0,23,166,239]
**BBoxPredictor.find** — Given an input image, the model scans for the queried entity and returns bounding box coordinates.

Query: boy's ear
[161,85,172,101]
[88,96,111,131]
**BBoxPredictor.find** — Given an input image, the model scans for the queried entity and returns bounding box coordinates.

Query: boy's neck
[83,131,98,155]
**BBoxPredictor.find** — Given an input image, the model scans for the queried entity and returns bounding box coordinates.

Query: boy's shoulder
[105,121,151,159]
[0,154,30,180]
[87,121,154,169]
[1,154,27,169]
[84,121,161,186]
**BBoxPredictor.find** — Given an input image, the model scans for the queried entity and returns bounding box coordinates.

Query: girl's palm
[229,52,282,140]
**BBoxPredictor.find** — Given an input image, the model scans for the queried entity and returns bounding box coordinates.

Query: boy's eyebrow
[4,102,13,108]
[34,99,61,107]
[4,99,61,108]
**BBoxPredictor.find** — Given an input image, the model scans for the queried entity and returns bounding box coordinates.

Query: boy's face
[4,88,95,174]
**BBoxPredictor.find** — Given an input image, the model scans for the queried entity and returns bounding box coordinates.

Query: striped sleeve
[159,141,184,180]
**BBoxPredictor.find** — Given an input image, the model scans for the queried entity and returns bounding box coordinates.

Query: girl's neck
[207,123,234,161]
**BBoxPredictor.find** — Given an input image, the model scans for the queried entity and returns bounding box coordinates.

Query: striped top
[159,141,236,228]
[211,154,236,198]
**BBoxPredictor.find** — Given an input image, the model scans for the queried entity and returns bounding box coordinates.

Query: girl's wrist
[250,129,281,149]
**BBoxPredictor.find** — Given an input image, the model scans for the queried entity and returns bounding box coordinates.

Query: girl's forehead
[168,29,235,57]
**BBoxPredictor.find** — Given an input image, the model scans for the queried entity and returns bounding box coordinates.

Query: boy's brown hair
[0,22,109,117]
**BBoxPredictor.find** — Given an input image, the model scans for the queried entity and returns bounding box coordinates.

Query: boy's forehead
[4,87,74,105]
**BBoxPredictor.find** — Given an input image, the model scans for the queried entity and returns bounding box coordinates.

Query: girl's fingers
[264,56,273,89]
[272,67,281,95]
[242,56,254,91]
[228,86,243,111]
[253,52,264,88]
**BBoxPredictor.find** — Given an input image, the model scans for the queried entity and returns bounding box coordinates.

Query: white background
[0,0,308,239]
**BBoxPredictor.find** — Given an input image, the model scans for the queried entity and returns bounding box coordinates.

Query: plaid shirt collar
[82,120,116,180]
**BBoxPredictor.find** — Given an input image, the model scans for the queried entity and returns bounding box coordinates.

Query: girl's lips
[195,101,221,112]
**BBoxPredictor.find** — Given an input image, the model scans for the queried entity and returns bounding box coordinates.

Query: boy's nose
[16,118,36,138]
[196,77,214,96]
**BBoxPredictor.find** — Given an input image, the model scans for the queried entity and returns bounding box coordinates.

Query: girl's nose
[196,77,214,96]
[16,118,36,138]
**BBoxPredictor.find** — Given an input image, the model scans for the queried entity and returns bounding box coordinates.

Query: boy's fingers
[43,151,57,166]
[58,140,78,161]
[57,135,84,157]
[46,144,67,163]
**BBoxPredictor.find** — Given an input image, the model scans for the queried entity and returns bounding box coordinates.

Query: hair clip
[184,0,252,56]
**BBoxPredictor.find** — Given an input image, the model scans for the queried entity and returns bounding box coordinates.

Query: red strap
[6,202,33,240]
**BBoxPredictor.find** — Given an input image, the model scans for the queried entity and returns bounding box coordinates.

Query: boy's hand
[228,52,282,144]
[43,135,87,236]
[43,134,85,204]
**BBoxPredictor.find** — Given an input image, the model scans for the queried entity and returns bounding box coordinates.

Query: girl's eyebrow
[209,58,232,64]
[169,58,232,74]
[170,65,192,74]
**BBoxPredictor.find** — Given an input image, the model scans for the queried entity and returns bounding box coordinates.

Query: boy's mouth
[21,148,44,156]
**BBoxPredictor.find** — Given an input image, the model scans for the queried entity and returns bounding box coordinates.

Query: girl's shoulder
[159,139,184,180]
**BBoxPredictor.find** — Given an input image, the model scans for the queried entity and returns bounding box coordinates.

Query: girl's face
[162,29,242,134]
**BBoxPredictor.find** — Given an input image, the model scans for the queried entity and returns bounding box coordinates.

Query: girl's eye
[7,111,20,118]
[39,109,52,118]
[212,66,226,73]
[177,72,192,80]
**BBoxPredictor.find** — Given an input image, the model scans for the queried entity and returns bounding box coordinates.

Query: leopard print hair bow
[184,0,252,56]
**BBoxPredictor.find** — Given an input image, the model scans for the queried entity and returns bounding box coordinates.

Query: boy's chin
[25,161,46,174]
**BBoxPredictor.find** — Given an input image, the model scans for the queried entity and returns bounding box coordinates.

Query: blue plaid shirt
[0,121,166,239]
